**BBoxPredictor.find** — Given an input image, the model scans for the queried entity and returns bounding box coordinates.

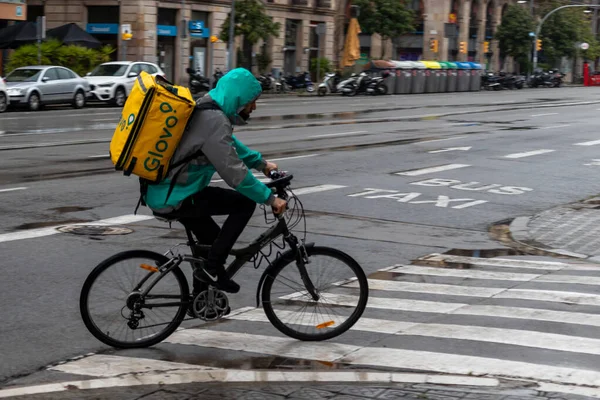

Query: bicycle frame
[132,211,318,312]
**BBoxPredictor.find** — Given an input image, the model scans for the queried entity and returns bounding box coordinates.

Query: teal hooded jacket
[144,68,274,213]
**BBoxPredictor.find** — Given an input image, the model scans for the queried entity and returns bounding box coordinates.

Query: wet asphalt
[2,88,600,390]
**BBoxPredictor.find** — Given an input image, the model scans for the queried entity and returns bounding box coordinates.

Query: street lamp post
[518,0,534,75]
[228,0,236,71]
[533,4,600,72]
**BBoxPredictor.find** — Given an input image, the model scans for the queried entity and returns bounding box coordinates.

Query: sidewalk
[509,196,600,260]
[1,377,595,400]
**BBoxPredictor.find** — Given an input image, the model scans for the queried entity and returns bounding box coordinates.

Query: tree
[351,0,415,59]
[219,0,280,71]
[495,4,535,73]
[537,1,600,69]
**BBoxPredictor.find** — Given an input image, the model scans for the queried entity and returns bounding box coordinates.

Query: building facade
[19,0,335,84]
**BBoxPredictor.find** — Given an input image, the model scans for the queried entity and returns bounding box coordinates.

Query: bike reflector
[140,264,159,273]
[316,321,335,329]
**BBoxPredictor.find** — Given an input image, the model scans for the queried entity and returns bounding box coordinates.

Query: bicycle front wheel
[80,250,189,349]
[262,246,368,341]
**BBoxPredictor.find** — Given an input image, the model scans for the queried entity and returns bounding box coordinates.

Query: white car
[85,61,165,107]
[0,76,7,113]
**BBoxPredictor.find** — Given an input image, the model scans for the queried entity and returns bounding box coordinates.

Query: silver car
[6,66,91,111]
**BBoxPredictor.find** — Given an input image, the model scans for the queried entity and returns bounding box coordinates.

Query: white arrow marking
[584,159,600,166]
[428,147,472,154]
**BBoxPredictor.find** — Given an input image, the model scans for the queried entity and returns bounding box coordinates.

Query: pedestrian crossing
[37,254,600,396]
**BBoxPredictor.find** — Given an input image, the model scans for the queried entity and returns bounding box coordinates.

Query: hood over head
[207,68,262,125]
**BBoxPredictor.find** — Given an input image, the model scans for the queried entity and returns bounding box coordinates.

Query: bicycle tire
[80,250,189,349]
[261,246,368,341]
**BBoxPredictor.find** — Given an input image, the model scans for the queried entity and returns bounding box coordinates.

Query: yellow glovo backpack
[110,71,196,183]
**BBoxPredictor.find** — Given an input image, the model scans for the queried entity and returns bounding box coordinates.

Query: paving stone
[339,386,387,398]
[377,388,429,399]
[288,387,338,399]
[138,390,191,400]
[462,393,505,400]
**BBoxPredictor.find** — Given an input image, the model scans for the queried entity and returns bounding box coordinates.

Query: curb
[506,216,589,260]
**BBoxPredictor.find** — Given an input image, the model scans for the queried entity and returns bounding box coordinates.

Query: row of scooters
[481,70,565,91]
[186,67,387,97]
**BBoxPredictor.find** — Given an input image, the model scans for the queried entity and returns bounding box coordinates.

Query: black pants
[177,187,256,271]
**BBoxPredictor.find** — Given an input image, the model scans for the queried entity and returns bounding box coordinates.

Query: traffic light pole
[533,4,600,72]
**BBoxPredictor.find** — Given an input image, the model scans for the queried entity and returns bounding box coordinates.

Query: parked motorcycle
[284,72,314,92]
[257,73,276,92]
[340,72,372,96]
[366,71,390,95]
[528,70,555,88]
[186,68,210,95]
[212,68,224,89]
[317,72,342,96]
[549,70,564,87]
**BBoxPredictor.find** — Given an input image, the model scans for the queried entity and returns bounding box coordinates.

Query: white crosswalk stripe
[14,253,600,397]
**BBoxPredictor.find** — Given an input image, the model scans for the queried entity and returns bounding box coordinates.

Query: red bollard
[584,62,590,86]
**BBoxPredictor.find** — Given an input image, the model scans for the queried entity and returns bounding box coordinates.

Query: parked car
[0,76,7,113]
[5,66,90,111]
[85,61,165,107]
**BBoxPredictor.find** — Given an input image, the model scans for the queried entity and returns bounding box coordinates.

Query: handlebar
[266,171,293,189]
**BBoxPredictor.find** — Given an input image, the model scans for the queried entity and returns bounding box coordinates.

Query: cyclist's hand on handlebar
[272,197,287,215]
[263,161,278,177]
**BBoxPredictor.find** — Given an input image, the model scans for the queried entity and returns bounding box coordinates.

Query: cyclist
[143,68,287,294]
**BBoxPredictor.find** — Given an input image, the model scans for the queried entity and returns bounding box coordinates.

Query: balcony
[316,0,331,8]
[290,0,308,6]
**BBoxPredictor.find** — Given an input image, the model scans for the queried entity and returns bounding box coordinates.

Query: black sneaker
[214,273,240,294]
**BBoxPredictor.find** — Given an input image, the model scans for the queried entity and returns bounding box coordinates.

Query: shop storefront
[157,8,178,82]
[86,6,119,60]
[189,11,209,76]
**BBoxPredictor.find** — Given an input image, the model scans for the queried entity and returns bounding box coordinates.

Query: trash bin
[468,62,482,91]
[440,61,458,92]
[392,61,413,94]
[409,61,426,94]
[436,62,448,93]
[439,61,457,92]
[456,62,471,92]
[421,61,441,93]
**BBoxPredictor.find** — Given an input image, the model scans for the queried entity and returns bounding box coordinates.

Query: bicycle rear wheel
[261,246,368,341]
[80,250,189,348]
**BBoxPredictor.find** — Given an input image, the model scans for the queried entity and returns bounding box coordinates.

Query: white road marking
[575,139,600,146]
[428,147,472,154]
[584,159,600,166]
[0,187,27,193]
[388,265,540,281]
[49,354,220,377]
[0,371,498,398]
[269,154,320,161]
[280,291,468,313]
[420,254,594,270]
[531,113,558,117]
[88,154,109,158]
[348,279,600,306]
[455,305,600,327]
[0,138,111,151]
[0,214,154,244]
[395,164,471,176]
[309,130,368,138]
[537,274,600,286]
[420,136,466,144]
[538,382,600,399]
[166,329,600,386]
[504,149,555,159]
[539,124,571,130]
[292,184,347,195]
[91,118,118,122]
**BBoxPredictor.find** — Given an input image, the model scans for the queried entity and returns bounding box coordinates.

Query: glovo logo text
[144,102,178,172]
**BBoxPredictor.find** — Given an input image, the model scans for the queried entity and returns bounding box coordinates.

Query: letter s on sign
[144,157,161,172]
[410,178,461,187]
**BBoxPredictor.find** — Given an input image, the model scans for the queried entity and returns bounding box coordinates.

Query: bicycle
[80,171,369,349]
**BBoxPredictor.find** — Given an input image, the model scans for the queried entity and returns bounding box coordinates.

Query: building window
[285,19,299,47]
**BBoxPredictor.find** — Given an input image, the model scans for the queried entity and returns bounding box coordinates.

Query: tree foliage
[6,39,114,76]
[533,0,600,68]
[219,0,280,70]
[351,0,415,59]
[495,4,535,72]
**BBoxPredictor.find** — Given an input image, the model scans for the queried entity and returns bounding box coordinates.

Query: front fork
[281,219,319,301]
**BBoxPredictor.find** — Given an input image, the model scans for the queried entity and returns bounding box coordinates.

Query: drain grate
[56,225,134,236]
